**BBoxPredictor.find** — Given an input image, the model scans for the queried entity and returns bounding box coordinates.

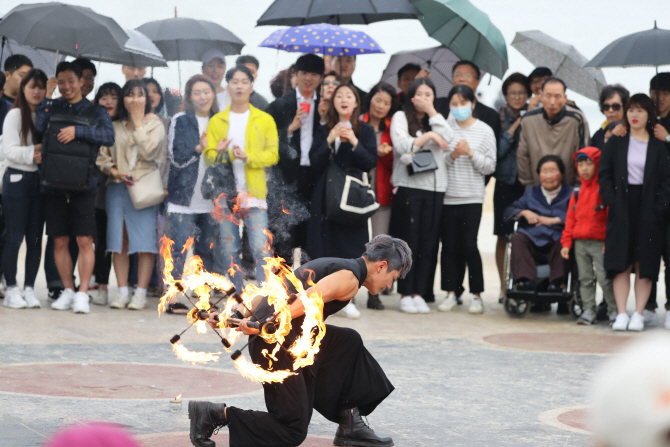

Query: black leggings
[440,203,484,294]
[95,208,113,285]
[389,187,443,296]
[2,169,44,287]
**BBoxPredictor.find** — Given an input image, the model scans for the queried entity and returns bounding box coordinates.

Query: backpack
[40,103,100,191]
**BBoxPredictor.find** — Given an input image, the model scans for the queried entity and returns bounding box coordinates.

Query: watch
[666,134,670,143]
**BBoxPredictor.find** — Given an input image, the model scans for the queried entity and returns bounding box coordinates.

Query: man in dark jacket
[0,54,33,135]
[267,54,324,262]
[35,61,115,315]
[332,55,367,110]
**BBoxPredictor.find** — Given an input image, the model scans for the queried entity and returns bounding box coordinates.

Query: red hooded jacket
[561,146,608,248]
[362,113,394,206]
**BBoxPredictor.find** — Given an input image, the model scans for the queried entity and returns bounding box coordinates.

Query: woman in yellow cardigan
[204,65,279,290]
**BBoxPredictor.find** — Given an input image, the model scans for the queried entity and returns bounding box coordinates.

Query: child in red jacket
[560,147,616,325]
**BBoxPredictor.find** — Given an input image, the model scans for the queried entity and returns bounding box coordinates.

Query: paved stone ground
[1,213,667,447]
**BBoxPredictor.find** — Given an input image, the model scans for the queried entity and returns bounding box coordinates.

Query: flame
[159,225,326,384]
[212,193,243,225]
[281,200,290,215]
[210,242,214,249]
[227,258,243,278]
[176,393,182,401]
[181,237,194,254]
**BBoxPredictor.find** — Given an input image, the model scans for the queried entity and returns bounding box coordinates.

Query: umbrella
[380,45,460,97]
[257,0,420,26]
[260,23,384,56]
[78,28,167,67]
[0,2,127,57]
[409,0,508,79]
[512,30,606,102]
[585,21,670,69]
[0,37,65,78]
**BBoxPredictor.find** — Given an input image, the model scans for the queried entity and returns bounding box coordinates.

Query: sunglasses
[322,80,340,86]
[602,102,622,112]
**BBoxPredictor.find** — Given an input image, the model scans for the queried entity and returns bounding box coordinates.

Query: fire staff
[188,234,412,447]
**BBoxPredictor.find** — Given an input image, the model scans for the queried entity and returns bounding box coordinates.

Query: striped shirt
[443,118,496,205]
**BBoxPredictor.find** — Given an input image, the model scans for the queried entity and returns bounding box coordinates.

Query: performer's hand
[237,318,260,335]
[207,311,221,329]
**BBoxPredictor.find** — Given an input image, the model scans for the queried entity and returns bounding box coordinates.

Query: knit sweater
[443,118,496,205]
[389,110,454,193]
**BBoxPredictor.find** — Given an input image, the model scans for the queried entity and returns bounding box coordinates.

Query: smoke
[265,167,309,252]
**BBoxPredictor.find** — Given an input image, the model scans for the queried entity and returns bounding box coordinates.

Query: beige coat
[96,118,166,183]
[516,105,590,187]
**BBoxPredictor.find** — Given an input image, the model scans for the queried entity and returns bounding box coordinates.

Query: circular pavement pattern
[136,431,333,447]
[0,362,260,399]
[483,332,632,354]
[538,405,591,435]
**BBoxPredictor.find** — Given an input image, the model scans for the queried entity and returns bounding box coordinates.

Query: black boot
[334,408,394,446]
[367,293,385,310]
[188,401,228,447]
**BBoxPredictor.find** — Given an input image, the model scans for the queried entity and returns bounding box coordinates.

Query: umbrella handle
[55,49,59,74]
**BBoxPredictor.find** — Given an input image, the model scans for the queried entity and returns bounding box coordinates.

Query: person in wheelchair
[503,155,573,296]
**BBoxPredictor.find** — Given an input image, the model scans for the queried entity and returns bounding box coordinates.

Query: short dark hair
[452,60,481,80]
[448,84,476,104]
[363,82,399,123]
[625,93,657,135]
[542,77,567,93]
[93,82,123,120]
[4,54,33,73]
[397,63,421,79]
[323,70,340,81]
[270,69,288,99]
[650,72,670,93]
[236,55,260,70]
[536,154,565,176]
[115,79,151,121]
[56,61,82,79]
[529,67,553,82]
[599,84,629,109]
[363,235,413,278]
[72,58,96,76]
[142,77,164,113]
[502,72,531,96]
[225,65,254,83]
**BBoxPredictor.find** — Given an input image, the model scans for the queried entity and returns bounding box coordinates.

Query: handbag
[325,147,379,226]
[407,149,438,175]
[200,151,237,205]
[126,142,164,210]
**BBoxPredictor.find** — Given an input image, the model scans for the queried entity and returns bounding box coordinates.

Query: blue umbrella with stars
[259,23,384,56]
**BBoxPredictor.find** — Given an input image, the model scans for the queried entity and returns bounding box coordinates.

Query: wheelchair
[501,218,584,319]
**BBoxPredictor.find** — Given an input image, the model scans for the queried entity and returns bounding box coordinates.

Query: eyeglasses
[602,102,622,112]
[322,80,340,86]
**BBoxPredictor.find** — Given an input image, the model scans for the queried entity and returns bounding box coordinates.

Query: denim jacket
[495,111,521,185]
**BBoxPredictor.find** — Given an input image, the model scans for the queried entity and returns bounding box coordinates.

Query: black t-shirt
[659,113,670,152]
[291,257,367,319]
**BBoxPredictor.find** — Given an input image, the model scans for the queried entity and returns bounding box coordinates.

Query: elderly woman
[592,84,629,150]
[503,155,573,293]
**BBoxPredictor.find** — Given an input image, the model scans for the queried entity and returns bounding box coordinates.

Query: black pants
[389,187,443,296]
[94,208,112,285]
[440,204,484,294]
[2,169,44,287]
[227,325,394,447]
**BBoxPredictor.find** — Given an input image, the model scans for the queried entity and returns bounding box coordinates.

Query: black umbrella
[585,21,670,116]
[0,2,128,58]
[256,0,420,26]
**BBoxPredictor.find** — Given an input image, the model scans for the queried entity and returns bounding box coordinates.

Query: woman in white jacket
[1,69,47,309]
[390,78,454,314]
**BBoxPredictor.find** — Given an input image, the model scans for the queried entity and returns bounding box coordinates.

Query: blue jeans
[218,208,270,292]
[167,212,218,280]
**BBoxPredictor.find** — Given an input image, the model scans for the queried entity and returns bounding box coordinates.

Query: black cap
[529,67,553,80]
[650,72,670,93]
[295,54,325,75]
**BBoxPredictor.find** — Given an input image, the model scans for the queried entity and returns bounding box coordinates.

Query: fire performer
[189,234,411,447]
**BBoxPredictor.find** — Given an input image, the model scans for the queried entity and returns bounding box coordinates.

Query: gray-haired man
[189,235,412,447]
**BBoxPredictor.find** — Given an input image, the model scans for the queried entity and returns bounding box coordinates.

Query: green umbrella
[410,0,508,79]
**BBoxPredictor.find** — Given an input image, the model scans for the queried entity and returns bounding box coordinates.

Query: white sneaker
[127,292,147,310]
[643,309,658,327]
[412,295,430,313]
[612,313,630,331]
[437,294,457,312]
[399,296,418,314]
[3,287,27,309]
[23,287,41,308]
[339,302,361,319]
[51,288,75,311]
[665,312,670,330]
[109,293,130,309]
[628,312,644,331]
[91,289,108,306]
[72,291,90,314]
[468,296,484,314]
